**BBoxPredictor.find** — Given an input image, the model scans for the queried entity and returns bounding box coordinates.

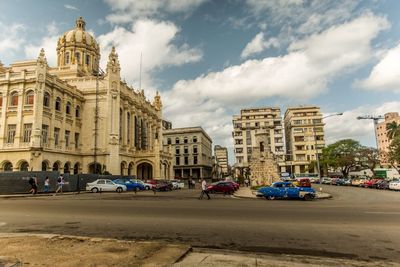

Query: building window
[42,124,49,144]
[65,52,70,64]
[25,91,34,105]
[7,124,16,143]
[184,137,188,143]
[247,147,252,154]
[175,137,180,144]
[43,92,50,107]
[66,102,71,115]
[193,145,198,154]
[75,52,80,64]
[184,156,189,165]
[4,162,13,171]
[193,156,198,165]
[167,138,171,145]
[23,124,32,143]
[193,136,197,143]
[176,157,180,165]
[55,97,61,111]
[65,130,70,147]
[10,92,18,106]
[86,54,90,65]
[235,148,243,153]
[184,146,188,154]
[127,113,131,144]
[175,147,180,155]
[75,133,80,148]
[54,128,60,145]
[75,105,80,118]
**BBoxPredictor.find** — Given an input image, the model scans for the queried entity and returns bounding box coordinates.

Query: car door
[285,183,299,198]
[105,180,116,191]
[96,179,106,191]
[273,183,285,197]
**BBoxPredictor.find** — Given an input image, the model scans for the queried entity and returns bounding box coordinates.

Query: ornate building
[0,17,172,179]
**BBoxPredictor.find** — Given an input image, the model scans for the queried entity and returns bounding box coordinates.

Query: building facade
[232,107,285,170]
[284,106,325,175]
[163,127,213,179]
[0,17,172,179]
[214,145,228,176]
[376,112,400,165]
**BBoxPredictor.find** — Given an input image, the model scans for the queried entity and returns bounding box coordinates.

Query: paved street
[0,186,399,263]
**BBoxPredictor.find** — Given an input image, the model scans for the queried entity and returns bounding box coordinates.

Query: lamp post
[314,112,343,184]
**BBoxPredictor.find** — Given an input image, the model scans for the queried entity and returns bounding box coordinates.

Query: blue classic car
[113,179,145,191]
[256,182,316,200]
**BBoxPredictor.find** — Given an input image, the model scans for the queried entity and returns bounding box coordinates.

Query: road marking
[365,211,400,215]
[0,222,6,227]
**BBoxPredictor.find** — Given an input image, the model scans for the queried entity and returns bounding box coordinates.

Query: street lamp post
[314,112,343,184]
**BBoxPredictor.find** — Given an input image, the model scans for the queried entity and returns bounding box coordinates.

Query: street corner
[0,233,191,267]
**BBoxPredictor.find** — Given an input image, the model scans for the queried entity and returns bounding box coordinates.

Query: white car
[389,180,400,190]
[86,179,127,193]
[170,180,185,189]
[131,179,153,190]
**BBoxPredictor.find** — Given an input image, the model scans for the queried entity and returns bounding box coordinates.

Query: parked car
[86,179,127,193]
[375,180,389,190]
[256,182,316,200]
[225,181,240,191]
[321,177,332,184]
[170,180,185,189]
[293,178,311,187]
[207,182,235,195]
[351,178,367,186]
[363,179,382,188]
[150,180,173,191]
[309,177,320,183]
[336,178,351,186]
[389,179,400,190]
[131,179,154,190]
[113,179,145,191]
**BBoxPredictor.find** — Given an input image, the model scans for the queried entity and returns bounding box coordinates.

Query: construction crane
[356,115,384,149]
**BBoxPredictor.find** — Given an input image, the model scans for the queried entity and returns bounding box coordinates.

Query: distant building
[163,127,213,179]
[214,145,228,176]
[232,107,285,169]
[376,112,400,165]
[284,106,325,175]
[162,120,172,130]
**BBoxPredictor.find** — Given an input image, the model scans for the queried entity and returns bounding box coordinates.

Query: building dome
[56,17,100,74]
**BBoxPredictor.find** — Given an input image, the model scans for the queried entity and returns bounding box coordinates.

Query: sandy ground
[0,234,190,267]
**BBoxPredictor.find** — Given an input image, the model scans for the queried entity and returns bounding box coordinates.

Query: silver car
[86,179,127,193]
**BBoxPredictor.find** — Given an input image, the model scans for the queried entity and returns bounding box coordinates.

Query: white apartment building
[214,145,228,176]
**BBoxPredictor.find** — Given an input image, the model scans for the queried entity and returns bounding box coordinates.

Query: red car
[225,181,240,190]
[207,182,235,195]
[363,179,382,188]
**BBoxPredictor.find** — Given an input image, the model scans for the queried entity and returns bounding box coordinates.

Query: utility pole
[356,115,384,150]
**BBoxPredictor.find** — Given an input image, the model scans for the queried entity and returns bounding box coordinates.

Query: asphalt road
[0,185,399,262]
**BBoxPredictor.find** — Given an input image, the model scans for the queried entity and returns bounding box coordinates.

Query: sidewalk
[0,191,86,199]
[233,187,332,199]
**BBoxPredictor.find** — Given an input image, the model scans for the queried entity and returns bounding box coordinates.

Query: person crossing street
[198,178,210,200]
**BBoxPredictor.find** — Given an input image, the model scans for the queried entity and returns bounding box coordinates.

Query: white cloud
[0,22,26,55]
[356,43,400,92]
[241,32,279,58]
[104,0,207,23]
[64,4,78,10]
[97,19,202,89]
[324,101,400,146]
[163,13,389,157]
[24,35,59,66]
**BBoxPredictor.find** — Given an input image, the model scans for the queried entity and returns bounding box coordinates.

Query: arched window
[66,101,71,115]
[65,52,70,64]
[127,113,131,144]
[25,90,34,105]
[75,105,80,118]
[52,162,59,171]
[20,162,29,171]
[73,163,80,174]
[10,91,18,106]
[64,163,70,174]
[85,54,90,65]
[184,137,188,144]
[75,52,81,64]
[43,92,50,107]
[55,97,61,111]
[4,162,13,171]
[167,138,171,145]
[41,161,48,171]
[193,136,198,143]
[175,137,180,144]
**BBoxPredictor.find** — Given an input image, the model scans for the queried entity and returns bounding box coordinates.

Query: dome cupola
[56,17,100,75]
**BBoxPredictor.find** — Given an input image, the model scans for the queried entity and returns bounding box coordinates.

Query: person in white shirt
[199,178,210,200]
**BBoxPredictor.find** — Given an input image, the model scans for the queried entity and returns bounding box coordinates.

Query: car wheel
[91,187,99,193]
[145,186,150,190]
[267,196,275,200]
[116,187,123,193]
[303,194,312,201]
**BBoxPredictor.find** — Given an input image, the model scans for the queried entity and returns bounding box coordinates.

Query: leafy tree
[386,121,400,140]
[358,147,380,174]
[320,139,362,178]
[388,136,400,173]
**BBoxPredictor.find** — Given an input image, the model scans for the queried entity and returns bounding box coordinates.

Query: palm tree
[386,121,400,140]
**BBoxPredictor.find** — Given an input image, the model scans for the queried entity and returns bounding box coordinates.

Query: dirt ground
[0,234,190,267]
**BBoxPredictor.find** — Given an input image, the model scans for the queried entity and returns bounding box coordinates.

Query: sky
[1,0,400,164]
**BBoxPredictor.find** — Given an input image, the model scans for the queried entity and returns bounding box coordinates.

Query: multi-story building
[163,127,213,179]
[284,106,324,175]
[232,107,285,170]
[214,145,228,176]
[0,17,172,179]
[376,112,400,165]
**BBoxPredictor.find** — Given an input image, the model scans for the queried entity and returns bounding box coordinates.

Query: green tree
[358,147,380,174]
[386,121,400,140]
[388,136,400,173]
[320,139,362,178]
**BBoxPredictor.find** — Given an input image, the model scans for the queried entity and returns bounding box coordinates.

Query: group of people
[28,174,65,195]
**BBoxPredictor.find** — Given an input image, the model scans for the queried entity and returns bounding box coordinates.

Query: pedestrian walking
[44,176,50,193]
[55,174,64,195]
[192,179,196,189]
[198,178,210,200]
[28,175,38,195]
